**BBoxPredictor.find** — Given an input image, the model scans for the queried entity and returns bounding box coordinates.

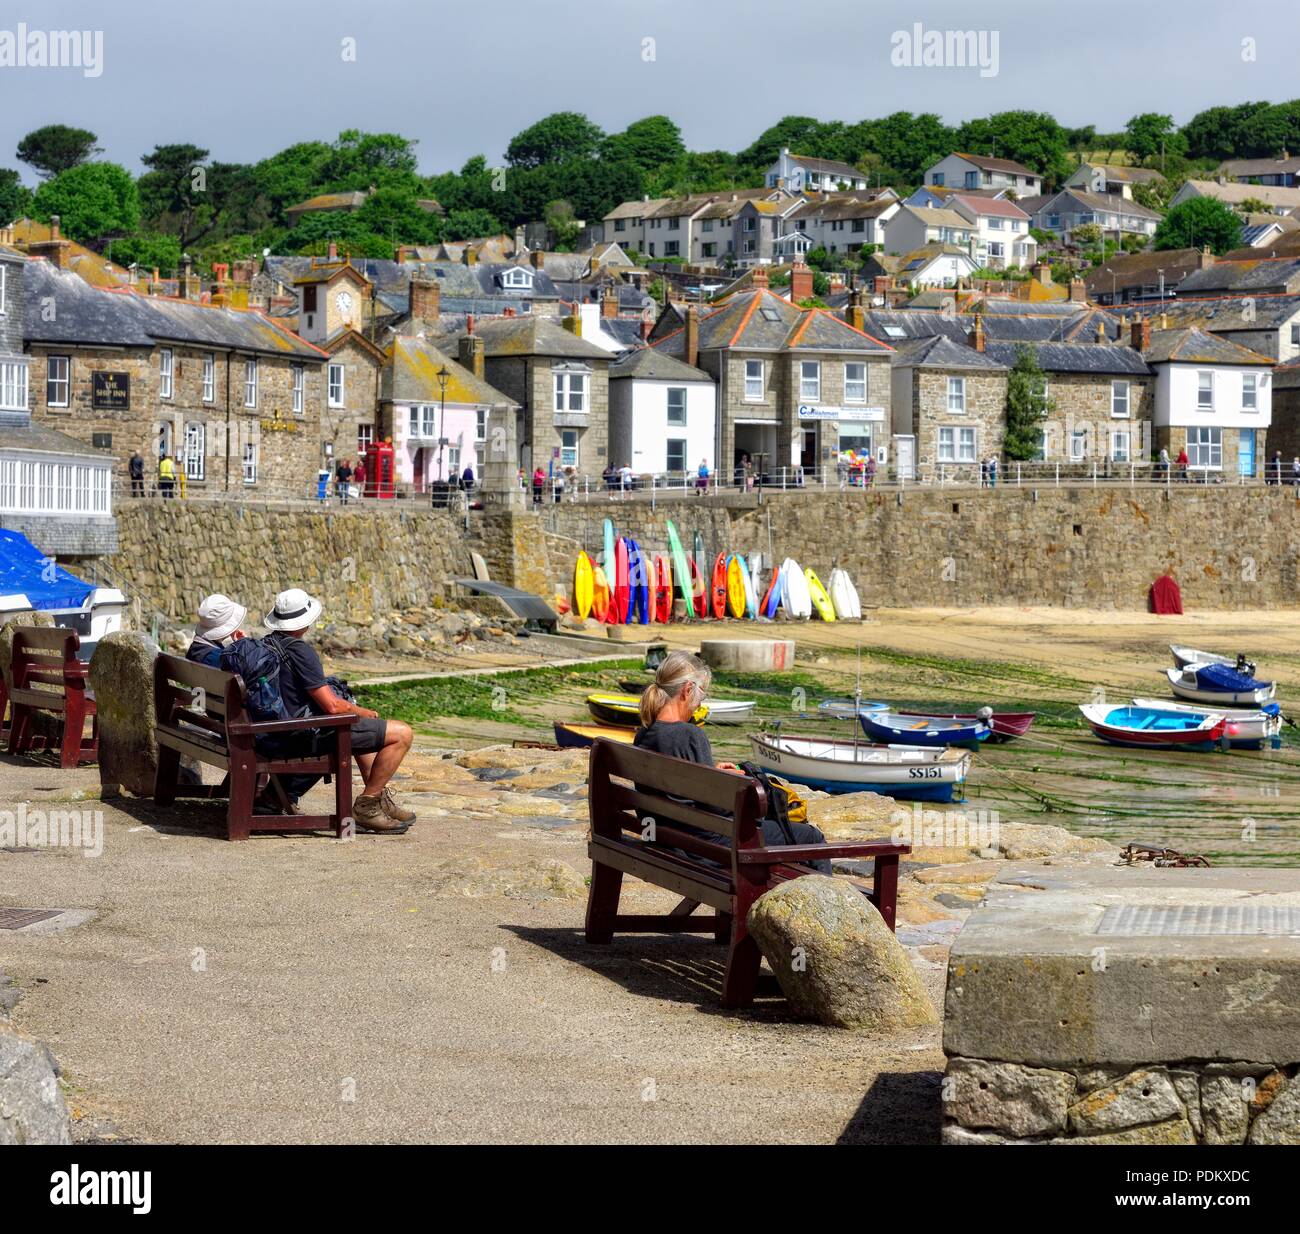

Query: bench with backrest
[5,627,98,768]
[585,739,911,1009]
[153,652,356,841]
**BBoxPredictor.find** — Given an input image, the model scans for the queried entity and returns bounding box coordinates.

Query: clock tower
[292,260,372,344]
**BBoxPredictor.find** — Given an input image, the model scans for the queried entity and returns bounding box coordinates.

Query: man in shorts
[264,588,416,833]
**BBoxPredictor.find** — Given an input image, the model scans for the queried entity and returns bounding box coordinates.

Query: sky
[1,0,1298,181]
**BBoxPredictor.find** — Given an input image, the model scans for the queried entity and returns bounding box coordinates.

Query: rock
[1246,1074,1300,1144]
[941,1122,1035,1145]
[0,1026,72,1145]
[1053,1117,1196,1146]
[87,632,162,797]
[802,791,899,840]
[1201,1073,1250,1144]
[1067,1068,1183,1135]
[746,875,938,1031]
[987,822,1114,861]
[322,624,360,653]
[944,1058,1074,1137]
[1171,1070,1203,1139]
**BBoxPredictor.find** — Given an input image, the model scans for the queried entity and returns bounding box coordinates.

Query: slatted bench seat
[5,627,98,768]
[153,653,356,841]
[584,739,911,1008]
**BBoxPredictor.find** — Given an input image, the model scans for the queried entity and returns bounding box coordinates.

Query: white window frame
[1111,380,1130,418]
[799,361,821,402]
[159,348,174,400]
[328,363,345,408]
[357,423,374,456]
[291,364,304,415]
[947,376,966,413]
[1070,429,1088,461]
[1110,429,1130,463]
[242,441,258,485]
[666,386,687,426]
[475,407,487,443]
[47,355,70,408]
[183,422,205,481]
[744,359,763,401]
[0,359,28,412]
[1242,372,1258,411]
[553,369,588,414]
[202,352,215,403]
[560,429,579,468]
[1188,425,1222,469]
[243,358,258,408]
[844,362,866,403]
[938,426,977,463]
[1197,370,1214,411]
[0,263,6,314]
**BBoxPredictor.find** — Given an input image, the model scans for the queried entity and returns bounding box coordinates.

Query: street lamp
[436,365,450,484]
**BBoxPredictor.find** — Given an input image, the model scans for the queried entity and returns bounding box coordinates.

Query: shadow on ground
[837,1070,943,1145]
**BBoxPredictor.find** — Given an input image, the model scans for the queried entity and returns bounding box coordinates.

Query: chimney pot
[50,215,61,240]
[751,267,769,289]
[530,249,546,270]
[328,241,338,260]
[1199,245,1216,269]
[684,305,700,368]
[1069,277,1087,303]
[602,288,619,318]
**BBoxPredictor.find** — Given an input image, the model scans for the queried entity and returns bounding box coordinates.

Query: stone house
[1265,355,1300,462]
[24,258,327,497]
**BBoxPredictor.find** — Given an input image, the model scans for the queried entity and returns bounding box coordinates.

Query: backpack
[740,762,809,842]
[218,636,310,725]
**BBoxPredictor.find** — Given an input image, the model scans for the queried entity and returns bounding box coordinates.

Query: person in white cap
[264,587,416,833]
[187,594,248,668]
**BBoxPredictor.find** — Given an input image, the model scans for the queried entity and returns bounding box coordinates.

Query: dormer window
[500,267,534,290]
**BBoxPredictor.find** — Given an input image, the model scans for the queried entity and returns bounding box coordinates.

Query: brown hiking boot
[379,787,417,824]
[352,794,409,833]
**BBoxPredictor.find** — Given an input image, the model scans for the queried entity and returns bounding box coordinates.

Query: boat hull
[1080,704,1227,750]
[554,721,634,749]
[1131,698,1282,748]
[748,734,969,801]
[907,710,1035,743]
[860,711,991,748]
[1165,668,1275,707]
[1170,645,1233,669]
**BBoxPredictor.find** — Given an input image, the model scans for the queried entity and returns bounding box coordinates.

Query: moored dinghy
[1131,697,1282,749]
[1165,664,1276,707]
[1080,703,1226,750]
[1169,645,1236,670]
[860,709,992,748]
[817,698,889,719]
[748,732,970,801]
[906,709,1036,744]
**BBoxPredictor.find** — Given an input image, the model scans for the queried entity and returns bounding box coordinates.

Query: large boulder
[0,1026,72,1145]
[746,874,938,1031]
[87,631,161,797]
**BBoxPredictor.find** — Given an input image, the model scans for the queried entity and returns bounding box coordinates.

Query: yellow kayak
[726,554,747,619]
[805,568,836,621]
[586,692,708,727]
[573,551,594,620]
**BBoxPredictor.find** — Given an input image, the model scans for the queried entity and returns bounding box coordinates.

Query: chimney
[0,223,12,246]
[530,248,546,270]
[514,225,526,255]
[873,275,892,295]
[50,214,61,241]
[462,246,478,266]
[685,305,699,368]
[562,313,581,337]
[1069,277,1087,303]
[1096,318,1108,344]
[969,314,985,352]
[846,288,865,332]
[602,288,619,318]
[1033,261,1052,285]
[1198,245,1216,270]
[1130,313,1151,352]
[328,241,338,261]
[640,317,654,341]
[790,260,814,302]
[409,276,440,321]
[458,333,485,380]
[28,215,70,269]
[751,266,769,289]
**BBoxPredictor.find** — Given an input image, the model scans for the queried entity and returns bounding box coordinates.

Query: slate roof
[949,194,1029,219]
[1216,157,1300,178]
[1038,189,1162,220]
[1084,248,1202,296]
[898,205,975,231]
[0,417,114,459]
[24,262,324,359]
[1141,327,1274,366]
[285,191,368,215]
[1072,164,1165,185]
[1273,356,1300,388]
[786,152,864,180]
[788,195,895,223]
[384,336,516,406]
[860,310,969,344]
[983,340,1152,375]
[1176,258,1300,296]
[610,347,711,382]
[1110,294,1300,331]
[430,315,611,361]
[891,335,1007,370]
[599,318,647,351]
[950,152,1039,177]
[1178,180,1300,210]
[9,219,131,289]
[603,197,673,221]
[1224,230,1300,261]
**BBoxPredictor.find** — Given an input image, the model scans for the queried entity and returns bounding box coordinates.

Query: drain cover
[1096,904,1300,937]
[0,908,63,930]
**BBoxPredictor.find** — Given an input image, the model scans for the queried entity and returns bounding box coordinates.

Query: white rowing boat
[747,732,970,801]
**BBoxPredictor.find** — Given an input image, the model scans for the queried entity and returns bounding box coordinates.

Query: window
[614,219,626,232]
[1188,426,1222,469]
[1242,373,1258,410]
[203,353,215,403]
[0,263,5,313]
[1111,430,1130,463]
[667,439,687,472]
[183,422,205,481]
[328,363,345,407]
[357,423,373,456]
[1111,380,1130,418]
[1070,429,1088,461]
[292,364,304,414]
[303,285,317,313]
[46,356,70,407]
[1291,324,1300,345]
[502,267,533,288]
[560,429,579,468]
[964,170,979,188]
[947,376,966,413]
[0,360,28,412]
[744,216,756,232]
[667,387,687,425]
[744,359,763,400]
[159,349,173,399]
[851,218,865,233]
[938,426,976,462]
[447,445,461,474]
[1197,370,1213,410]
[553,370,588,414]
[932,173,944,186]
[845,362,866,403]
[702,219,713,232]
[988,241,1004,258]
[242,442,258,485]
[701,242,716,258]
[664,241,680,257]
[244,358,258,408]
[800,361,821,401]
[475,408,487,442]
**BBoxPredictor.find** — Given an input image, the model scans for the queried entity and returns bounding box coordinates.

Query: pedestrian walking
[129,450,144,498]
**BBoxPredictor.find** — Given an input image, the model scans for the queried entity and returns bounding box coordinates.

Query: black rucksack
[740,761,802,844]
[219,637,309,725]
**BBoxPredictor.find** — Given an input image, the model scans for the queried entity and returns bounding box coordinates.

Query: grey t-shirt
[633,721,713,765]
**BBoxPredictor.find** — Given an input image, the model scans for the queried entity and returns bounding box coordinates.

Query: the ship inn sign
[797,404,884,421]
[91,371,130,410]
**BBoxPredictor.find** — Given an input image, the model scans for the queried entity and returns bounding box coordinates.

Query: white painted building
[947,194,1037,269]
[608,347,716,477]
[923,153,1042,196]
[884,206,976,257]
[766,148,868,192]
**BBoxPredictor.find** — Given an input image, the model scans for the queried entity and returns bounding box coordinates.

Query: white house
[923,153,1042,196]
[1031,190,1161,246]
[947,194,1037,269]
[890,245,979,288]
[1064,163,1165,201]
[1169,180,1300,216]
[788,195,899,257]
[608,346,716,477]
[1141,322,1274,479]
[766,148,868,192]
[884,206,976,257]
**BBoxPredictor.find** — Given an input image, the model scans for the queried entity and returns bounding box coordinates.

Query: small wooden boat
[859,709,992,748]
[828,568,861,619]
[1165,665,1275,707]
[817,698,889,719]
[586,692,707,727]
[1079,703,1226,750]
[748,732,970,801]
[553,721,635,749]
[573,551,594,620]
[907,709,1036,744]
[711,552,728,619]
[805,568,835,621]
[1170,645,1236,670]
[1131,697,1282,749]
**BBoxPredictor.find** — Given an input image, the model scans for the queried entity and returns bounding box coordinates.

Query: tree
[1004,346,1051,460]
[603,116,684,173]
[506,112,604,169]
[0,168,32,222]
[355,187,442,248]
[738,115,848,169]
[1152,197,1243,254]
[318,130,421,193]
[1124,113,1185,164]
[543,199,581,250]
[104,232,182,275]
[441,208,502,241]
[138,143,212,249]
[16,124,100,178]
[31,162,139,241]
[954,111,1071,187]
[1180,102,1272,161]
[251,141,333,223]
[1072,223,1103,247]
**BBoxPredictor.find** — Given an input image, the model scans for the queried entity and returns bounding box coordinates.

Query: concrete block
[699,638,795,672]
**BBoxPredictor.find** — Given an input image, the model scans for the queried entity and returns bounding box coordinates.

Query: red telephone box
[365,439,396,499]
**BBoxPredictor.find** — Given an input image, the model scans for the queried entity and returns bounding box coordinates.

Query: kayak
[781,558,812,618]
[603,518,615,577]
[591,564,612,623]
[726,554,747,618]
[828,568,861,619]
[688,555,706,617]
[626,537,649,625]
[573,551,594,620]
[759,568,780,619]
[613,536,630,623]
[740,554,758,619]
[711,552,728,619]
[653,554,672,623]
[805,568,836,621]
[665,519,693,620]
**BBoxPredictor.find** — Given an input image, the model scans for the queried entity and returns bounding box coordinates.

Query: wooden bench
[5,627,98,768]
[153,653,357,841]
[585,739,911,1009]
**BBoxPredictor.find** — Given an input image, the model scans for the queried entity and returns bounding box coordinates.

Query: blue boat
[859,709,992,748]
[817,698,889,719]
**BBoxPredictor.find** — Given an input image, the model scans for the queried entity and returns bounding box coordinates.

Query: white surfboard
[828,567,861,619]
[780,557,812,619]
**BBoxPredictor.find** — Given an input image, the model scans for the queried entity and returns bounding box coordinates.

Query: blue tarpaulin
[1195,662,1271,692]
[0,528,94,610]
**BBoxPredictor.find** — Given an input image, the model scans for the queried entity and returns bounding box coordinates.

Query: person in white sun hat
[187,594,248,668]
[264,587,416,833]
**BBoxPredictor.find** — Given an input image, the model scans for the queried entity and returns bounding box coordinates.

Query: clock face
[336,291,353,315]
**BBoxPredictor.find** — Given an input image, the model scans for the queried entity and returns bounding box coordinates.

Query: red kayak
[908,710,1036,744]
[711,552,728,619]
[758,568,779,619]
[613,537,630,624]
[689,555,707,617]
[653,554,672,623]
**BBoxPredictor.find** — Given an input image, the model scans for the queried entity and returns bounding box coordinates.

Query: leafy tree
[0,168,32,222]
[355,187,441,248]
[281,210,394,258]
[1237,196,1270,215]
[251,141,333,221]
[1004,346,1052,460]
[1130,179,1173,211]
[1153,197,1242,254]
[506,112,604,169]
[1072,223,1103,247]
[954,111,1071,187]
[1237,101,1300,160]
[738,116,848,169]
[318,130,421,193]
[1180,102,1272,160]
[16,124,100,178]
[543,199,581,250]
[804,246,831,271]
[104,232,182,275]
[138,143,211,249]
[31,162,139,241]
[1124,113,1185,164]
[441,208,502,241]
[603,116,684,173]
